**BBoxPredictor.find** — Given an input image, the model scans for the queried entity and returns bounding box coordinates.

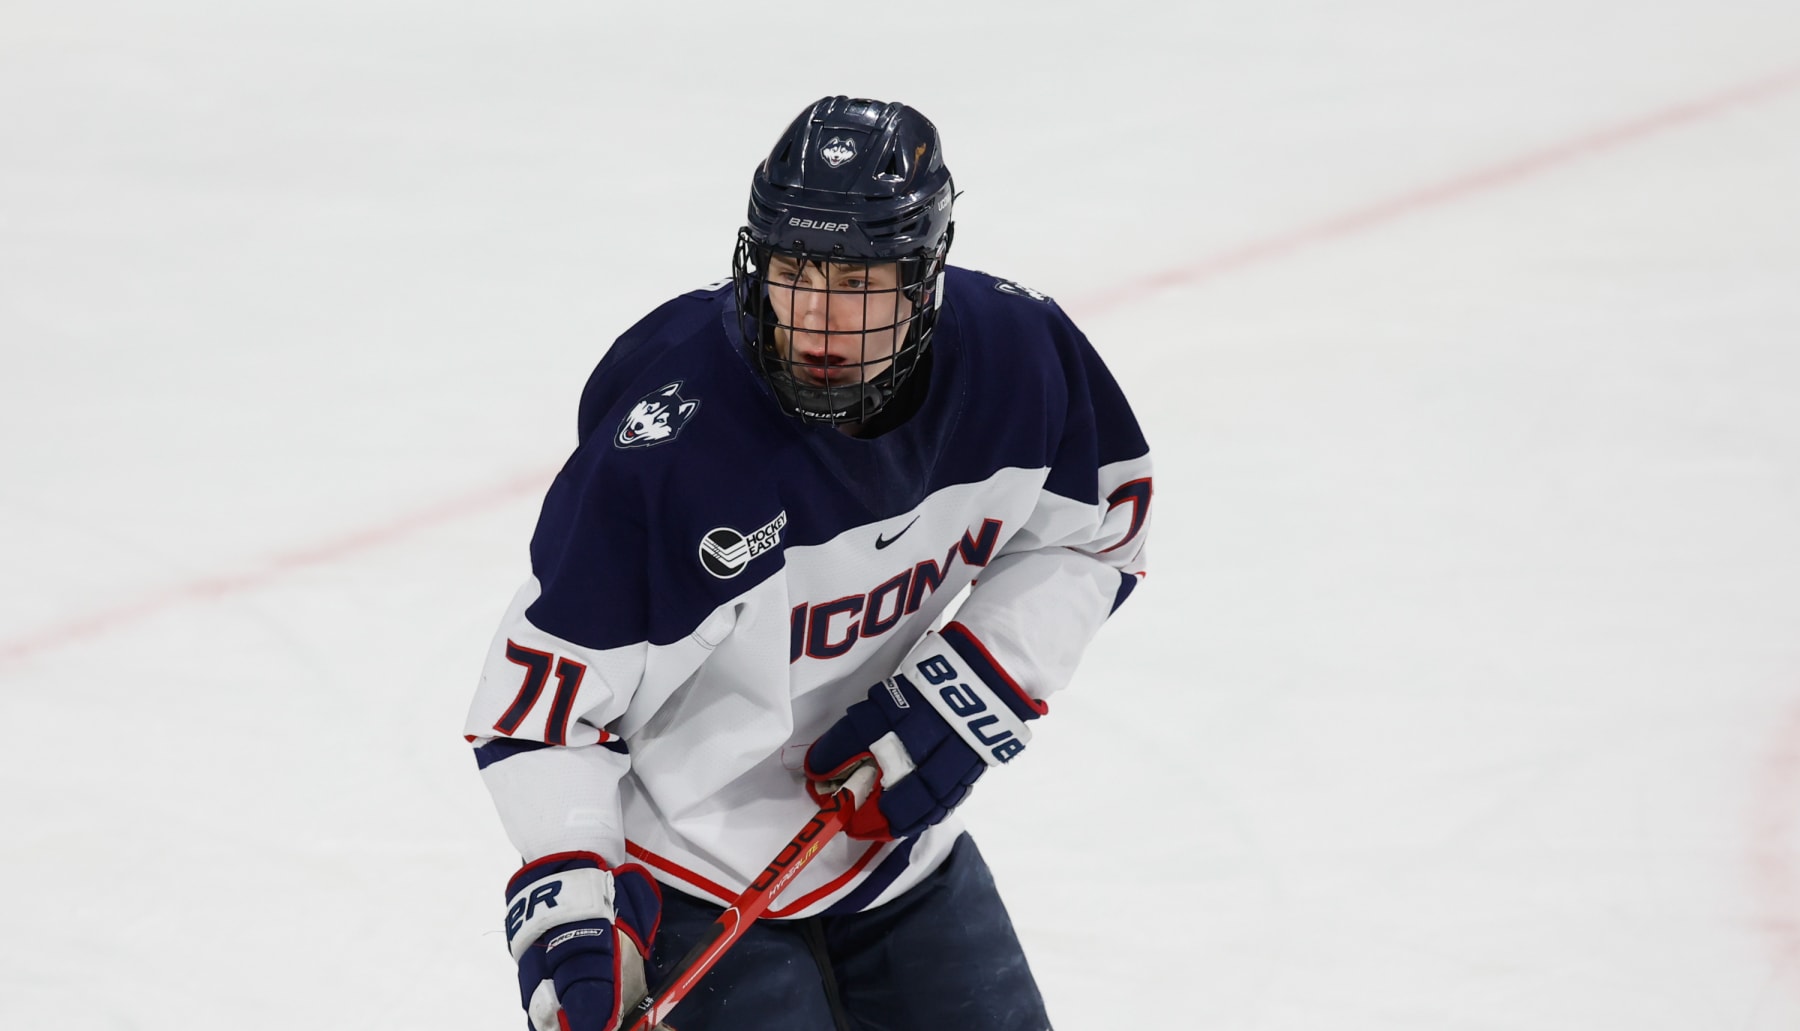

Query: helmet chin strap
[765,354,902,425]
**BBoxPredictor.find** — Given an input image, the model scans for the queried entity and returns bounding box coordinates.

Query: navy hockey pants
[646,833,1052,1031]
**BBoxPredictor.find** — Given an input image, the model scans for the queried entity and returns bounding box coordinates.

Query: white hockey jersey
[466,267,1152,918]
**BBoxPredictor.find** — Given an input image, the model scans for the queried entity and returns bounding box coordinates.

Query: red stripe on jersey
[1099,477,1153,554]
[625,842,738,906]
[766,841,886,918]
[624,839,887,917]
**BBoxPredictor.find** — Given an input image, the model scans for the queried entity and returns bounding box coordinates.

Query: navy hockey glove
[805,625,1045,841]
[504,852,662,1031]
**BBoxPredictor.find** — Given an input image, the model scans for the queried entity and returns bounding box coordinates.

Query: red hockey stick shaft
[623,763,878,1031]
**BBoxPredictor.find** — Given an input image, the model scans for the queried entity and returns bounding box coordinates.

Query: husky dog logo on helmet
[819,136,857,168]
[615,382,701,449]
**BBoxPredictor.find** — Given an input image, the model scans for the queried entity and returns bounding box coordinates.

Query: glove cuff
[940,622,1047,720]
[504,852,662,962]
[906,626,1043,767]
[505,855,616,961]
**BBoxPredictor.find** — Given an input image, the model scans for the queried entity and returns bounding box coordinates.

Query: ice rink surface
[5,2,1800,1027]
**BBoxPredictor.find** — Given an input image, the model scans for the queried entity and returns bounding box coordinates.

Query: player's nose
[791,298,852,353]
[794,294,828,329]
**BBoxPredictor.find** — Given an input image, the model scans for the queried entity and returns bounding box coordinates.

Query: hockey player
[468,96,1153,1031]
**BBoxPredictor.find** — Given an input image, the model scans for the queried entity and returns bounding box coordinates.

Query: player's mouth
[795,363,853,387]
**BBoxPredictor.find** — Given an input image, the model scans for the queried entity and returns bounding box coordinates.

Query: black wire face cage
[733,228,949,425]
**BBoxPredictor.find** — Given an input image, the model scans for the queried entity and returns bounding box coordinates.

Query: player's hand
[504,852,661,1031]
[804,627,1044,840]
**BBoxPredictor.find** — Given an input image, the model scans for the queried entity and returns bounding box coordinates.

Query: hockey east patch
[699,510,787,579]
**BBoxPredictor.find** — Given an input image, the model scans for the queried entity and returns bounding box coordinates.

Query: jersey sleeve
[947,320,1152,709]
[464,412,712,867]
[465,578,638,866]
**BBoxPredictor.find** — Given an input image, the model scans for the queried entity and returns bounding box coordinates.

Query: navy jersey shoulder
[527,283,798,649]
[940,267,1150,503]
[573,283,738,443]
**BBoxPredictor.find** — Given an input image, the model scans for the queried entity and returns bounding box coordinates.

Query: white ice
[4,2,1800,1028]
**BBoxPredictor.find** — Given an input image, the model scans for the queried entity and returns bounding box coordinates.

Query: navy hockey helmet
[733,96,955,425]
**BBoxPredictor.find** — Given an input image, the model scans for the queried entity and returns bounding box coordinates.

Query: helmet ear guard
[733,97,956,425]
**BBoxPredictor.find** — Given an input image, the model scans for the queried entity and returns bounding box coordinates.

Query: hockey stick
[623,762,880,1031]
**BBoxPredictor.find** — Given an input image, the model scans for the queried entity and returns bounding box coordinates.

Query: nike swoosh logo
[874,516,920,550]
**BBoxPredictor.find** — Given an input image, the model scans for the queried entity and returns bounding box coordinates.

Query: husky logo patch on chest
[616,382,700,449]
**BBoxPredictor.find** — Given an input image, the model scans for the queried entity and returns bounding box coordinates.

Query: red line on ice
[3,63,1798,665]
[0,466,556,665]
[1069,62,1800,312]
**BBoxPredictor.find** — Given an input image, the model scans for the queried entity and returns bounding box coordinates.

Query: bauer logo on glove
[805,624,1045,841]
[913,653,1028,763]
